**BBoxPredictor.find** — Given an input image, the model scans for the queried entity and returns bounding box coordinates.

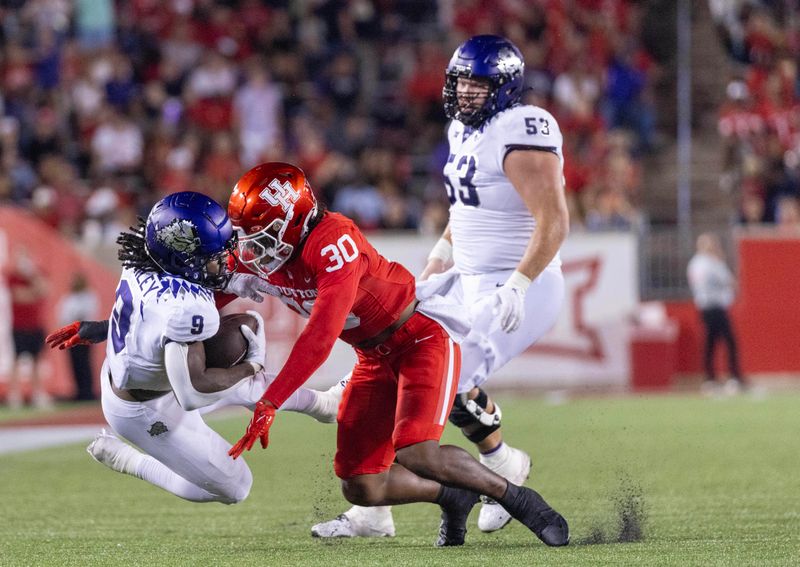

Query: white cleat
[86,429,140,475]
[311,505,395,538]
[307,373,351,424]
[478,446,532,533]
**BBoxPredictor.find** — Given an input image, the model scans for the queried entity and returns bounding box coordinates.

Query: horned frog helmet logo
[496,47,523,76]
[156,219,201,254]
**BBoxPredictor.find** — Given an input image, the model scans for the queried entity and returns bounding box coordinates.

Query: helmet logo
[156,219,200,254]
[496,47,522,75]
[260,178,300,213]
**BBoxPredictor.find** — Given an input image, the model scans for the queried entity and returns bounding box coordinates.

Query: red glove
[228,401,276,459]
[46,320,109,350]
[46,322,88,350]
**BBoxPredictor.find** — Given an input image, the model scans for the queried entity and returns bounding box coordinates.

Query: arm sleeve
[262,231,367,408]
[78,320,110,343]
[164,341,265,411]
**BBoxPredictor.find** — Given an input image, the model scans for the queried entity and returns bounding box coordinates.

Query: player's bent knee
[218,464,253,504]
[448,389,502,443]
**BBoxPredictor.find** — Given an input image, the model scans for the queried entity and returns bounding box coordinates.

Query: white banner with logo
[246,232,638,391]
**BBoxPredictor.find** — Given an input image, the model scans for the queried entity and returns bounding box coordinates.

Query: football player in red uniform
[226,162,569,547]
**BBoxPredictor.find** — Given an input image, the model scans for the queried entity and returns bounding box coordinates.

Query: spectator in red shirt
[5,249,51,409]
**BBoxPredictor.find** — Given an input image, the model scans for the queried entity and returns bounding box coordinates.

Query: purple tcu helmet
[443,35,525,127]
[144,191,237,290]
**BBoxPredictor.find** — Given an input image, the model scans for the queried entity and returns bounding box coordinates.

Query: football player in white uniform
[313,34,569,537]
[49,192,340,504]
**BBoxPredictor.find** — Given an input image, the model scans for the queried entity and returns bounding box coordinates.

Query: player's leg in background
[454,266,564,532]
[89,365,252,504]
[719,309,745,392]
[701,308,718,387]
[70,344,95,401]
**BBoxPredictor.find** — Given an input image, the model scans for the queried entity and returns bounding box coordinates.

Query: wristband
[428,238,453,263]
[506,270,532,291]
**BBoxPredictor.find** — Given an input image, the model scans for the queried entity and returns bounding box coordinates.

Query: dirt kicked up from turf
[575,474,647,545]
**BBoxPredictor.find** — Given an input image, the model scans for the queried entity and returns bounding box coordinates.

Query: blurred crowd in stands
[0,0,660,245]
[711,0,800,232]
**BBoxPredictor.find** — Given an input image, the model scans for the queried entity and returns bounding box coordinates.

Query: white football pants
[418,265,564,394]
[99,361,252,504]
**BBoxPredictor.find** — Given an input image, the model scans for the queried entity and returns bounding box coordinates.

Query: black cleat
[500,484,570,547]
[434,486,480,547]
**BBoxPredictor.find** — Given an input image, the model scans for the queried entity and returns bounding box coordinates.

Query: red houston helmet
[228,162,319,276]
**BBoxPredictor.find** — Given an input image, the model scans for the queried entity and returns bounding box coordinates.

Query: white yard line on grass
[0,425,102,455]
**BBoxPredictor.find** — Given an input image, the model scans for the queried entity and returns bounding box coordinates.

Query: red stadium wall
[666,235,800,376]
[0,207,118,398]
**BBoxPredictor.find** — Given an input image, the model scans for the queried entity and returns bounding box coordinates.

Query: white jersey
[106,267,220,391]
[444,104,564,274]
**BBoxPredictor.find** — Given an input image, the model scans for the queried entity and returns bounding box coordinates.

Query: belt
[356,299,419,350]
[109,373,170,403]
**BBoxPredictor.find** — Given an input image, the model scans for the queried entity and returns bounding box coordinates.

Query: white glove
[225,273,281,303]
[241,310,267,372]
[492,271,531,333]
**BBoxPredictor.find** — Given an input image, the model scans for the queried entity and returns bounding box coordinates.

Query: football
[203,313,258,368]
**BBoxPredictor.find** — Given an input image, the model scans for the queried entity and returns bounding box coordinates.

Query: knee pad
[448,389,502,443]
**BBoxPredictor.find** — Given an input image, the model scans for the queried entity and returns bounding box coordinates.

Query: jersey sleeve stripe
[504,144,558,156]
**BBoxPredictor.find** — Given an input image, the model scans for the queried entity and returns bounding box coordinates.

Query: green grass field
[2,393,799,566]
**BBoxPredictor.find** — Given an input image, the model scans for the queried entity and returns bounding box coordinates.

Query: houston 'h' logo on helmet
[156,219,200,253]
[260,178,300,213]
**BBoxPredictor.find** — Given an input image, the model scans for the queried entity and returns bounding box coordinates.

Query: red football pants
[334,313,461,479]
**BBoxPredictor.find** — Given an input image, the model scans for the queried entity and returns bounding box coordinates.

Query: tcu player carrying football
[226,162,569,547]
[47,192,340,503]
[314,34,570,537]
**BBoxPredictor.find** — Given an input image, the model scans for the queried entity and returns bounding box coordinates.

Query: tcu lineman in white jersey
[313,35,569,537]
[48,192,340,504]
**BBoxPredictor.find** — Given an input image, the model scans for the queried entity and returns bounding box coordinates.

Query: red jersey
[260,212,416,408]
[7,271,45,331]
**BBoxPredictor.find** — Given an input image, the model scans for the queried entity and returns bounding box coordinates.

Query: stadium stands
[712,0,800,227]
[0,0,660,243]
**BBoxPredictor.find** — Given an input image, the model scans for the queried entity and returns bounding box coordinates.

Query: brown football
[203,313,258,368]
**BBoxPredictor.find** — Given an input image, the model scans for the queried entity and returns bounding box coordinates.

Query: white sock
[479,442,510,469]
[349,505,392,519]
[110,442,144,475]
[134,455,218,502]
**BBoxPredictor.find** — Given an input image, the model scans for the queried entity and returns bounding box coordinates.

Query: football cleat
[87,429,140,476]
[478,445,532,532]
[435,487,480,547]
[501,485,569,547]
[311,506,395,538]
